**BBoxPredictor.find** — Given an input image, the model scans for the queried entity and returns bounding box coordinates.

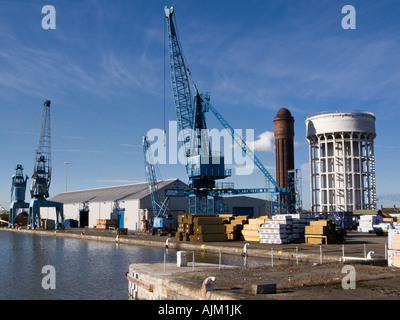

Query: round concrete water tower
[306,111,376,212]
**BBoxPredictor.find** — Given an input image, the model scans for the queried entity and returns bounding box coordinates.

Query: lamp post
[64,162,70,192]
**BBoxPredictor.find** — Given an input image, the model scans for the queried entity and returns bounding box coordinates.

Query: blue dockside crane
[9,164,29,228]
[28,100,64,229]
[142,135,178,234]
[164,6,294,215]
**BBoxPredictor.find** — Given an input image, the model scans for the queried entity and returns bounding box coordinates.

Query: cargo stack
[96,219,117,229]
[222,215,248,240]
[305,219,346,244]
[175,214,228,242]
[241,216,269,242]
[357,215,383,232]
[176,214,204,241]
[191,216,227,242]
[259,215,292,244]
[388,229,400,268]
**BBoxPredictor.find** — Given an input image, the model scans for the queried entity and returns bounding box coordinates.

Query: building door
[233,207,254,217]
[79,209,89,228]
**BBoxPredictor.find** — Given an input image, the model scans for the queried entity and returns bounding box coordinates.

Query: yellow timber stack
[176,214,251,242]
[305,219,346,244]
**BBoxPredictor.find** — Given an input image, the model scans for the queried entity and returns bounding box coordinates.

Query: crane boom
[31,100,52,198]
[142,135,177,233]
[164,6,194,159]
[142,135,170,219]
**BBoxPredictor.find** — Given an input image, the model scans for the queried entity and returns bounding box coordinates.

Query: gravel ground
[179,262,400,300]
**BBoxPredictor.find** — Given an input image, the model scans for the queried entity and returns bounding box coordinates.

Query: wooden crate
[306,235,326,245]
[96,219,117,229]
[305,225,328,235]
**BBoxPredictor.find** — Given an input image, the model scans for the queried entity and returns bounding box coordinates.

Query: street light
[64,162,70,192]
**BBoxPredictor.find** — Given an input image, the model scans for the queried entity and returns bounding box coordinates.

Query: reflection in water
[0,231,285,300]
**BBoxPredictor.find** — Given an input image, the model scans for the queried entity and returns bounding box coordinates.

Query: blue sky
[1,0,400,211]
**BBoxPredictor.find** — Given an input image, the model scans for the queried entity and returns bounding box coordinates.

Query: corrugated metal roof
[49,179,186,204]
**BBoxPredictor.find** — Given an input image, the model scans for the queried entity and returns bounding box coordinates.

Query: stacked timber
[176,214,204,241]
[305,219,346,244]
[96,219,117,229]
[241,216,269,242]
[191,216,227,242]
[259,215,292,244]
[176,214,227,242]
[388,229,400,268]
[221,215,248,240]
[357,215,383,233]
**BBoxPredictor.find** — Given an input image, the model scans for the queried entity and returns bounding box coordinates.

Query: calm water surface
[0,230,275,300]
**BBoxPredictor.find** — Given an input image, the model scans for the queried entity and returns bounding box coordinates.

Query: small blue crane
[28,100,64,229]
[142,135,177,235]
[9,164,29,228]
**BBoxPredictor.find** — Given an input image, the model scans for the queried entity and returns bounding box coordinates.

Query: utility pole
[64,162,70,192]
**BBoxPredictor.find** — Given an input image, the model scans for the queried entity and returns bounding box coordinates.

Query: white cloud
[247,131,275,152]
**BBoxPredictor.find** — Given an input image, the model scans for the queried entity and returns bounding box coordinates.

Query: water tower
[306,111,376,212]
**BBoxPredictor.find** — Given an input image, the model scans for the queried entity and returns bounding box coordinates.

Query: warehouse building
[41,179,269,230]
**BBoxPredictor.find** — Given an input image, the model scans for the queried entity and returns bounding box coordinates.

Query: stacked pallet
[175,214,227,242]
[305,219,346,244]
[241,216,269,241]
[388,229,400,268]
[357,215,383,232]
[221,215,248,240]
[96,219,117,229]
[259,215,292,244]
